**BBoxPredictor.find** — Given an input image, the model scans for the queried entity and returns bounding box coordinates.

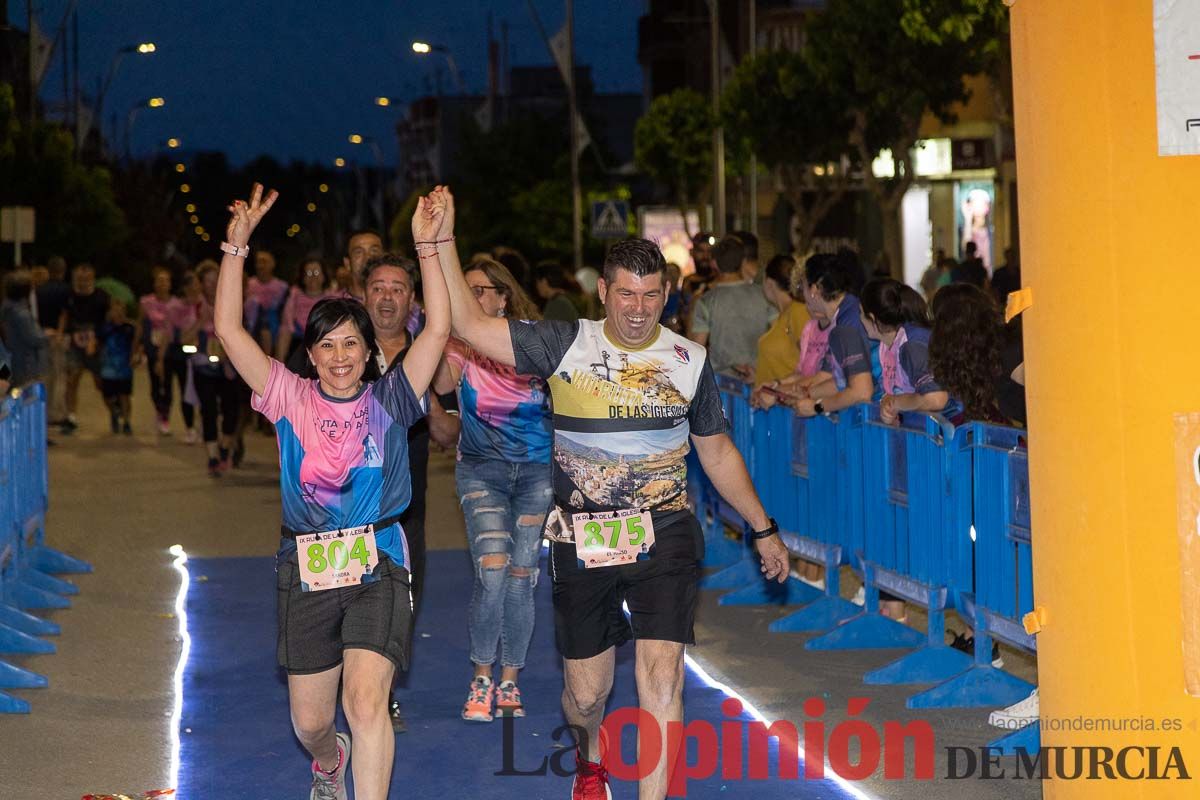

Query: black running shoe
[389,698,406,733]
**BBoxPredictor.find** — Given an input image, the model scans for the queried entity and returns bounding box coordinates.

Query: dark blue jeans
[456,456,553,668]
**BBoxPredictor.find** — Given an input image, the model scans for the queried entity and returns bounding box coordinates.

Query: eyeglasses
[304,269,324,277]
[470,284,502,298]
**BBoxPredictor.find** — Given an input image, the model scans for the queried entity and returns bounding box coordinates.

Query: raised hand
[432,185,455,239]
[412,192,443,243]
[225,183,279,248]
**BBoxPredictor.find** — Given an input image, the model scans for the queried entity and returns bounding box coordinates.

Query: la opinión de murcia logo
[494,698,1192,796]
[1187,119,1200,132]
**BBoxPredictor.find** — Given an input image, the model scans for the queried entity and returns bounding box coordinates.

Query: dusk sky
[14,1,644,165]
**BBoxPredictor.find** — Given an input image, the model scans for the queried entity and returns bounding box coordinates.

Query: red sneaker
[572,754,612,799]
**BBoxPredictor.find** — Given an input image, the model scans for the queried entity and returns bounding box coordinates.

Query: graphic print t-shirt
[252,359,427,568]
[510,318,726,515]
[445,337,552,463]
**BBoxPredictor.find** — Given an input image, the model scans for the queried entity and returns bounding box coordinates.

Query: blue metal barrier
[692,394,1040,744]
[0,384,91,713]
[907,423,1037,721]
[768,411,862,632]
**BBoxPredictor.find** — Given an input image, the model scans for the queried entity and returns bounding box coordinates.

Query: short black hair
[363,253,416,286]
[804,253,853,302]
[4,269,32,302]
[300,298,380,381]
[763,254,795,295]
[602,238,667,284]
[713,236,745,275]
[691,231,715,249]
[346,228,383,250]
[729,230,758,260]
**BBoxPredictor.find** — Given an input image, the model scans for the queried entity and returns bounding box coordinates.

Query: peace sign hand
[226,183,279,248]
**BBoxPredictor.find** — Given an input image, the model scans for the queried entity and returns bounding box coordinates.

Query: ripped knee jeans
[456,456,553,668]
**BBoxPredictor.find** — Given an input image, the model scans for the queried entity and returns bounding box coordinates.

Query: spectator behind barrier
[751,257,836,411]
[753,254,810,385]
[858,278,955,425]
[928,283,1025,426]
[0,269,49,389]
[533,261,582,322]
[688,234,776,378]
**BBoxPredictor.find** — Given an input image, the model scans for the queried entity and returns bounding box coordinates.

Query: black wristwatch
[748,517,779,541]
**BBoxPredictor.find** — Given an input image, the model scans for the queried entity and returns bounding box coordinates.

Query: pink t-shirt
[282,287,336,338]
[140,294,180,348]
[796,319,832,377]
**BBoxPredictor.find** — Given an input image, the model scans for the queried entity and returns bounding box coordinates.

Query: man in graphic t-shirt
[426,187,787,800]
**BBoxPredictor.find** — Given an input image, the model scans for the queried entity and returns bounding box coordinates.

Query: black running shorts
[275,549,413,675]
[548,511,704,660]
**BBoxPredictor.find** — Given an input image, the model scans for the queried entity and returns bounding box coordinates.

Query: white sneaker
[851,585,865,606]
[988,688,1039,729]
[310,731,350,800]
[184,427,198,445]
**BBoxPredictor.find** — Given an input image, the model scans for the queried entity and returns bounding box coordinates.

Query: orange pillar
[1011,0,1200,796]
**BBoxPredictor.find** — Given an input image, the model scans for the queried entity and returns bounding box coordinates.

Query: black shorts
[549,511,704,660]
[275,549,413,675]
[101,378,133,398]
[66,347,101,374]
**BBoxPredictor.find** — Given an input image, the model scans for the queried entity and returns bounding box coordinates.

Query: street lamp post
[92,42,156,153]
[125,97,165,160]
[412,41,465,94]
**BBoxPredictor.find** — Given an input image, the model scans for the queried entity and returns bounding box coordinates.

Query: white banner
[1154,0,1200,156]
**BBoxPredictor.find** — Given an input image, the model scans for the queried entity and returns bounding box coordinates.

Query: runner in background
[276,257,335,364]
[99,294,138,435]
[140,266,182,435]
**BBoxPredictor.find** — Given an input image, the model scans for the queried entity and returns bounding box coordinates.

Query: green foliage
[0,83,128,267]
[721,49,850,172]
[634,89,713,222]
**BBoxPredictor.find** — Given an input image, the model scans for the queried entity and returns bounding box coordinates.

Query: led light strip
[168,544,192,794]
[682,650,880,800]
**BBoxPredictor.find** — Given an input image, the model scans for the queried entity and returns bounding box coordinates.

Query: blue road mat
[179,551,860,799]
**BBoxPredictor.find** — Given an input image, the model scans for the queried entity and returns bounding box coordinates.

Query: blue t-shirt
[823,294,880,395]
[251,359,428,568]
[99,322,135,381]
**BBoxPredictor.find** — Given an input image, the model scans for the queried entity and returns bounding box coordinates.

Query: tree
[809,0,1006,274]
[634,89,713,237]
[0,83,128,269]
[721,49,855,257]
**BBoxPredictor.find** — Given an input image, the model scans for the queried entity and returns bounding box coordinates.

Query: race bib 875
[571,509,656,569]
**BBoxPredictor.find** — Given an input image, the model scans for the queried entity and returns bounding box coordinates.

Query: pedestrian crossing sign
[590,200,629,239]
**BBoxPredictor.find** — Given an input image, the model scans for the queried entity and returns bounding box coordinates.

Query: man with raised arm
[423,187,787,800]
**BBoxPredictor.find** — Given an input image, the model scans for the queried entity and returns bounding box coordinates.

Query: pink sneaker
[495,680,525,718]
[462,676,494,722]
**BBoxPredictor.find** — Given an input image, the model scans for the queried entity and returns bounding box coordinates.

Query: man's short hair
[347,228,383,249]
[713,236,745,275]
[729,230,758,260]
[4,269,32,302]
[363,253,416,286]
[602,239,666,284]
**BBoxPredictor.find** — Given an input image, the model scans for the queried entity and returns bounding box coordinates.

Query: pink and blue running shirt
[445,337,552,463]
[252,358,428,568]
[877,323,960,417]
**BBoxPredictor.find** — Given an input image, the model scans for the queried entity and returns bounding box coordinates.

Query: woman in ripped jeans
[433,256,553,721]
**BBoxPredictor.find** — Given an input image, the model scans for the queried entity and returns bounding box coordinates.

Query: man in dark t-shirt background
[58,263,110,433]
